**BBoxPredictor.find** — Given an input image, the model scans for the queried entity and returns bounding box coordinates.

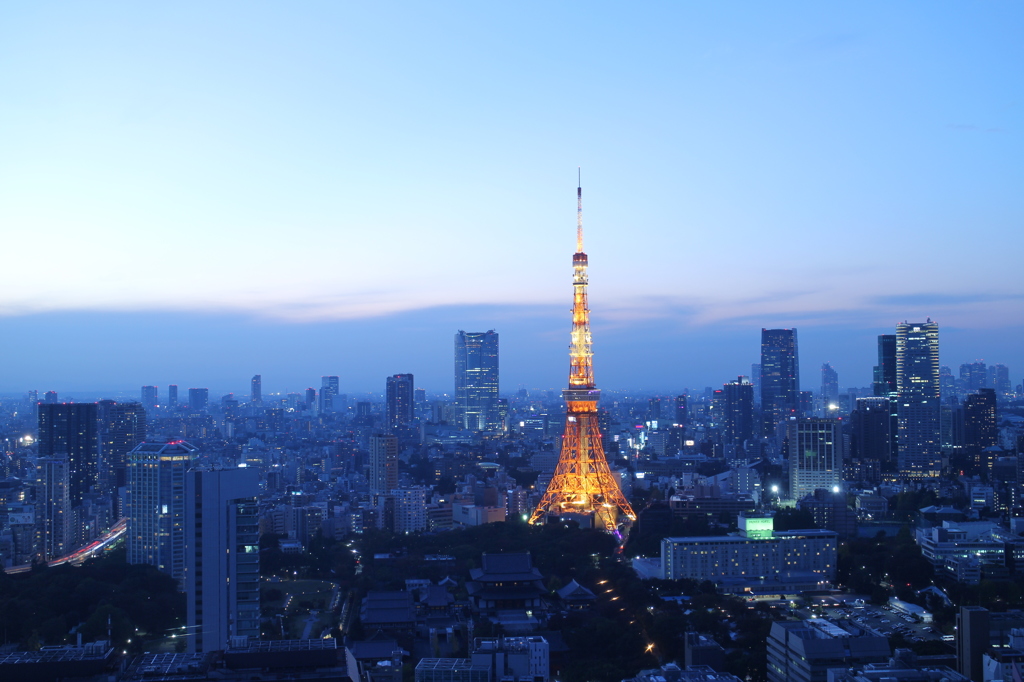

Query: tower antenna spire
[576,167,583,253]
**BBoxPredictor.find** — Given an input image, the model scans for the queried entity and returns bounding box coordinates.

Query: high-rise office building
[126,441,197,579]
[851,397,892,465]
[896,320,941,479]
[820,363,839,405]
[319,376,339,413]
[141,386,159,410]
[761,329,800,436]
[872,335,897,397]
[184,467,260,653]
[188,388,209,413]
[960,361,988,393]
[305,387,317,411]
[38,403,99,506]
[168,385,178,408]
[963,388,997,473]
[369,434,399,494]
[43,391,58,404]
[992,364,1011,399]
[787,418,841,501]
[722,376,754,450]
[454,330,500,432]
[674,395,688,427]
[386,373,415,429]
[250,375,262,405]
[97,400,147,489]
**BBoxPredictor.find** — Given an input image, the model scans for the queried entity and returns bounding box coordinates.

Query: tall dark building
[44,391,58,404]
[386,373,414,429]
[674,394,688,426]
[873,335,897,397]
[896,320,941,479]
[250,375,262,405]
[38,403,99,506]
[851,397,892,465]
[963,388,997,474]
[723,376,754,450]
[821,363,839,405]
[97,400,147,489]
[167,384,178,408]
[141,386,158,410]
[188,388,209,413]
[304,387,317,411]
[454,330,500,431]
[760,328,800,436]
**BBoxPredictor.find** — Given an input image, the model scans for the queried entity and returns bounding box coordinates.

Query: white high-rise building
[126,441,197,579]
[184,467,260,653]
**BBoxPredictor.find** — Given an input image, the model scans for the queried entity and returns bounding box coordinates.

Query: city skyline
[1,3,1021,394]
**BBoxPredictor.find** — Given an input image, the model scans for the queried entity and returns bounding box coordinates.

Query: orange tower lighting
[529,175,637,533]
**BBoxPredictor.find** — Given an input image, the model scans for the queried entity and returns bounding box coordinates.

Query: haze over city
[1,3,1021,394]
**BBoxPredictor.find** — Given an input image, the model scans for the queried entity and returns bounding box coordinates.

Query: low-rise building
[661,513,837,592]
[767,620,890,682]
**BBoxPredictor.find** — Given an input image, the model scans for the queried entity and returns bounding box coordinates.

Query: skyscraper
[454,330,500,432]
[760,329,800,436]
[529,179,635,531]
[184,467,260,653]
[963,388,997,474]
[787,418,841,501]
[369,434,399,494]
[896,320,941,479]
[188,388,209,413]
[991,364,1011,399]
[320,376,339,413]
[250,375,262,405]
[386,373,415,430]
[872,335,897,397]
[97,400,147,489]
[168,384,178,408]
[820,363,839,405]
[126,441,197,579]
[960,361,987,393]
[722,376,754,451]
[851,397,893,465]
[38,403,99,506]
[141,385,158,410]
[37,457,70,561]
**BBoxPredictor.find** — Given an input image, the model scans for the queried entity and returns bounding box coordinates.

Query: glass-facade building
[454,330,500,432]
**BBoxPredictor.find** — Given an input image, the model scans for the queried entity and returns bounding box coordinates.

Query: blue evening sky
[0,3,1021,397]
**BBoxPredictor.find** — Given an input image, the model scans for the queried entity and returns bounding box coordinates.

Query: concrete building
[661,513,837,592]
[767,619,890,682]
[126,441,197,579]
[184,467,261,653]
[787,418,841,501]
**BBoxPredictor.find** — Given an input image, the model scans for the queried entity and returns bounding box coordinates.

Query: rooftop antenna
[576,167,583,253]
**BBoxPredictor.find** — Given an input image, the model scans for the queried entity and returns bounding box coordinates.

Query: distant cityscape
[1,220,1023,682]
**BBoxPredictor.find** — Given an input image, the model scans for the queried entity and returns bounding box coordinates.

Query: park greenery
[0,547,184,652]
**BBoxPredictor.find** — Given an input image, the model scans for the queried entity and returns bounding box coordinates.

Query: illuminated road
[4,517,128,575]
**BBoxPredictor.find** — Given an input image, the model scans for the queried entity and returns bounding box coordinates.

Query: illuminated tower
[529,178,636,532]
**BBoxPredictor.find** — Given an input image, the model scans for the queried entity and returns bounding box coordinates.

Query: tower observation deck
[528,179,637,533]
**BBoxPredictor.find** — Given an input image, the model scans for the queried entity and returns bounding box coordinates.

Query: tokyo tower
[529,176,637,532]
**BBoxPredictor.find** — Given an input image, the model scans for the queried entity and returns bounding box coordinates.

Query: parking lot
[797,599,949,644]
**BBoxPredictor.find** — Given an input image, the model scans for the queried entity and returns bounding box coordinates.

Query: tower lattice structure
[529,179,637,532]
